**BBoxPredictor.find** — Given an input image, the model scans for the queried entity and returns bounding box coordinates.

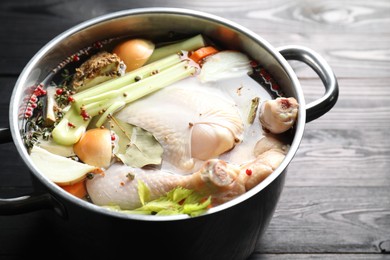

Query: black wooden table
[1,0,389,259]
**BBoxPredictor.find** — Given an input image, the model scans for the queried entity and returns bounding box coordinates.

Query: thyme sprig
[23,69,73,150]
[55,69,75,108]
[23,117,53,150]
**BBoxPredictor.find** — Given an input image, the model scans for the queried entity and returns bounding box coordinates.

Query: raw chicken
[115,79,244,174]
[253,134,290,156]
[259,97,299,134]
[86,135,287,210]
[86,164,185,210]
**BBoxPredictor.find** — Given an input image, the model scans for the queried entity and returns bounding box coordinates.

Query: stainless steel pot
[0,8,338,260]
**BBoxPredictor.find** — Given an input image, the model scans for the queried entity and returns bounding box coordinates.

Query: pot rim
[9,7,306,221]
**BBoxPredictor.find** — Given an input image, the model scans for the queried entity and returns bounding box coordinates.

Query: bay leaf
[109,116,163,168]
[247,96,260,124]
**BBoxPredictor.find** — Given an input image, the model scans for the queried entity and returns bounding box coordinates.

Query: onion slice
[198,51,252,83]
[30,145,99,186]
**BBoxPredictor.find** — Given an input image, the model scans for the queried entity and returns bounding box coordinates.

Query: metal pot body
[44,171,285,259]
[0,8,338,260]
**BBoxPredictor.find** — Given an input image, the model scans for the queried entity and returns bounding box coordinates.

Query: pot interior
[10,8,305,219]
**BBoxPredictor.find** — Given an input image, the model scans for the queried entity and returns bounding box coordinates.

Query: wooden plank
[1,75,389,190]
[1,187,388,257]
[0,77,16,103]
[0,77,33,195]
[285,77,390,186]
[1,76,389,189]
[271,35,390,79]
[287,130,390,187]
[3,0,389,35]
[0,77,17,126]
[4,33,389,78]
[248,254,389,259]
[297,78,390,129]
[256,186,390,254]
[1,0,389,77]
[0,210,64,257]
[0,142,32,196]
[235,0,390,34]
[0,1,389,259]
[298,78,390,104]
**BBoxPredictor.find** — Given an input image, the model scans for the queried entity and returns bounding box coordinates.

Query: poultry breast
[115,77,244,174]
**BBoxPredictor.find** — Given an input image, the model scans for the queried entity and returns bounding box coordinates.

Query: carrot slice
[60,180,87,199]
[189,46,218,63]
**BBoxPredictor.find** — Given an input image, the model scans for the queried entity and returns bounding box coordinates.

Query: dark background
[0,0,389,259]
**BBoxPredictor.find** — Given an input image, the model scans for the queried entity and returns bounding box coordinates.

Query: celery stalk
[95,101,125,128]
[122,61,196,103]
[146,34,205,64]
[86,61,196,126]
[51,107,90,145]
[52,60,196,145]
[72,53,183,103]
[84,99,113,116]
[80,61,194,109]
[72,34,204,104]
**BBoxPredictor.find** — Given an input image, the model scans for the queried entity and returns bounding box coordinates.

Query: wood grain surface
[0,0,389,259]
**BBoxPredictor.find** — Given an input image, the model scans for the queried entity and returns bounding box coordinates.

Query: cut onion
[198,51,252,83]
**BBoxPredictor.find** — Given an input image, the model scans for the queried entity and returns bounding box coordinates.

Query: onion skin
[73,128,112,168]
[113,39,155,72]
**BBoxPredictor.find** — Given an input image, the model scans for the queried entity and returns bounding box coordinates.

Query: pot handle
[0,193,66,217]
[0,128,66,217]
[277,45,339,122]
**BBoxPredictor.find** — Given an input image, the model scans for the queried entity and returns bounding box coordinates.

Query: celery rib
[81,61,194,111]
[52,60,196,145]
[51,35,204,146]
[146,34,206,64]
[51,107,90,145]
[95,101,126,128]
[73,53,183,103]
